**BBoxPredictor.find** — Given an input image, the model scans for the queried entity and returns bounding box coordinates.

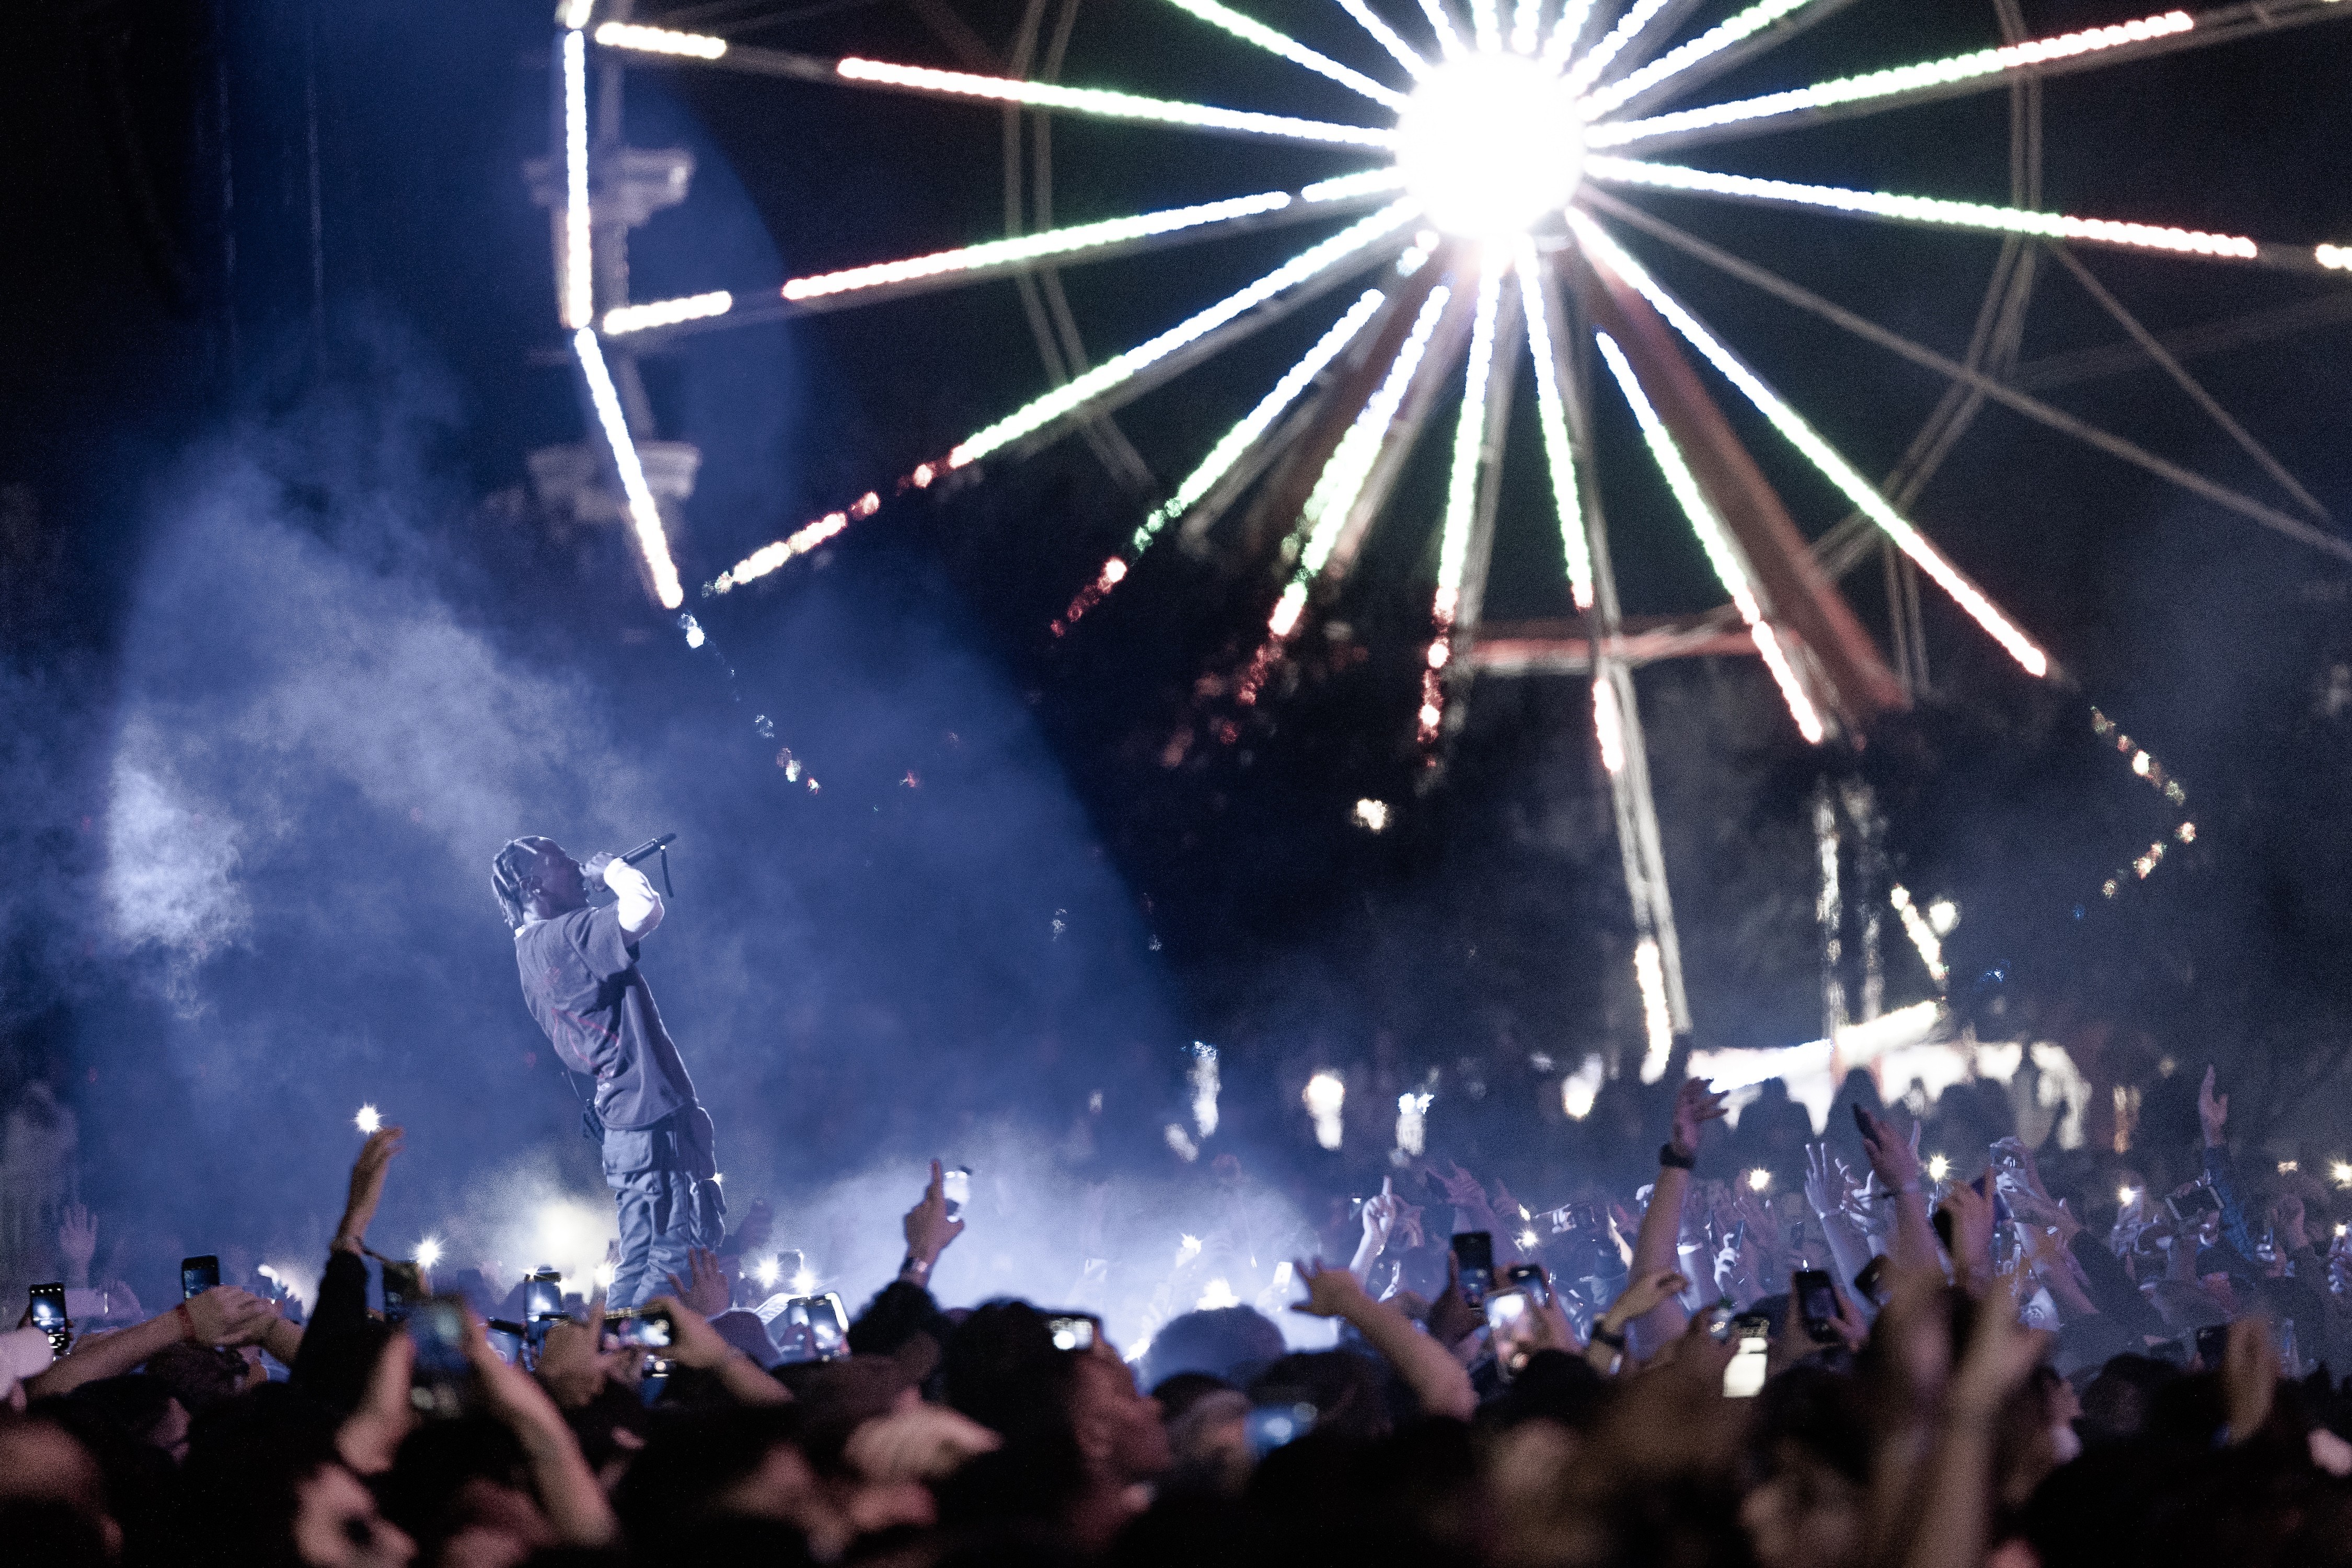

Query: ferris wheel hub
[1394,53,1584,243]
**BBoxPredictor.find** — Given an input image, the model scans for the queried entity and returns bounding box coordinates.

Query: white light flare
[1561,1054,1606,1119]
[1510,0,1540,55]
[1178,1233,1204,1264]
[574,328,687,609]
[2334,1161,2352,1190]
[1746,1168,1772,1193]
[1396,1090,1435,1156]
[1189,1042,1222,1139]
[783,191,1296,303]
[755,1255,781,1289]
[1926,1153,1951,1183]
[561,29,592,331]
[1304,1071,1346,1149]
[603,290,733,335]
[1516,238,1592,608]
[1420,264,1505,746]
[354,1104,382,1135]
[1561,0,1675,99]
[835,57,1399,150]
[791,1266,817,1295]
[593,21,727,58]
[1163,0,1409,110]
[2320,244,2352,272]
[560,0,595,30]
[1197,1277,1242,1309]
[1304,168,1409,202]
[1135,289,1387,556]
[1590,9,2194,147]
[1413,0,1470,60]
[1396,54,1583,240]
[1888,884,1949,988]
[1538,0,1600,73]
[1590,328,1826,743]
[1587,157,2258,262]
[1332,0,1430,78]
[1581,0,1822,118]
[1570,212,2050,681]
[414,1237,444,1272]
[1593,676,1625,774]
[1469,0,1503,54]
[951,201,1418,469]
[1634,937,1674,1082]
[1166,1123,1202,1161]
[1274,283,1454,638]
[1353,797,1390,832]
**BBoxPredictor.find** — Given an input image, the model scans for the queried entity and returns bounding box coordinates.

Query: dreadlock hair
[491,836,560,929]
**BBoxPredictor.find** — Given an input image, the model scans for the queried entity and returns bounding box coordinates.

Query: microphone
[585,835,679,900]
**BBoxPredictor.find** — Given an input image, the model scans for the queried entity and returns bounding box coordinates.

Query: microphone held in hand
[584,835,679,900]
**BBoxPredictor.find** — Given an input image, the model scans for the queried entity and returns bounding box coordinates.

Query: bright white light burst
[1395,53,1582,239]
[354,1104,382,1134]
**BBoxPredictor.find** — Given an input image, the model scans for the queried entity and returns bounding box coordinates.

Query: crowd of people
[8,1062,2352,1568]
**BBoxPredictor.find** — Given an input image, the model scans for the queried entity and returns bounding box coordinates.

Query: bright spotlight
[2332,1161,2352,1189]
[1746,1168,1772,1194]
[755,1256,780,1289]
[1926,898,1959,936]
[1196,1277,1241,1310]
[1353,798,1391,833]
[415,1237,444,1272]
[1304,1072,1346,1150]
[790,1267,817,1295]
[354,1104,382,1134]
[2118,1185,2139,1206]
[1394,52,1583,239]
[1926,1154,1951,1182]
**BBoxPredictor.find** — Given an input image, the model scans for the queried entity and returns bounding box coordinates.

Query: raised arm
[1291,1258,1475,1422]
[1350,1178,1401,1286]
[26,1287,278,1399]
[1624,1078,1728,1355]
[1855,1106,1940,1273]
[601,857,664,942]
[897,1159,966,1290]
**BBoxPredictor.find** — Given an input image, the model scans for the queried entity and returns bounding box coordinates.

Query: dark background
[2,0,2348,1315]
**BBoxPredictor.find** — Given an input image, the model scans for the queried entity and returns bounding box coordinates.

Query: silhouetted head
[490,837,587,929]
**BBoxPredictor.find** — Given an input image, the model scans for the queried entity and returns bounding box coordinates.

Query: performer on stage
[492,836,722,1308]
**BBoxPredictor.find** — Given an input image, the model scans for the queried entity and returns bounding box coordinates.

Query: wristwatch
[1659,1143,1698,1171]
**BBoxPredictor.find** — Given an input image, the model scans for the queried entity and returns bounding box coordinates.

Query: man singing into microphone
[492,837,722,1308]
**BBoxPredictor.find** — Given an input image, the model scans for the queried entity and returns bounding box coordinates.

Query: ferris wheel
[540,0,2352,1075]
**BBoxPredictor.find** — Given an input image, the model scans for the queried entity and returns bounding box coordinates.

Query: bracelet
[1658,1143,1697,1171]
[899,1254,932,1279]
[1590,1323,1626,1348]
[176,1301,200,1344]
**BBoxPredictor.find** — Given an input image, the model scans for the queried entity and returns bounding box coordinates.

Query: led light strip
[1332,0,1429,78]
[1420,267,1505,745]
[1539,0,1601,72]
[1562,0,1676,98]
[1470,0,1504,54]
[1887,885,1947,987]
[1588,8,2192,146]
[1593,676,1627,774]
[1593,329,1826,743]
[2319,243,2352,271]
[1579,0,1820,118]
[1516,238,1592,609]
[1572,210,2054,678]
[951,200,1417,467]
[1163,0,1408,110]
[1137,289,1389,552]
[561,29,593,330]
[1511,0,1542,54]
[1303,168,1408,202]
[1414,0,1470,60]
[1634,935,1675,1080]
[574,329,686,609]
[594,20,727,57]
[784,191,1296,302]
[712,491,883,593]
[2089,706,2195,898]
[835,57,1398,149]
[604,290,734,335]
[1271,284,1455,637]
[1588,157,2258,260]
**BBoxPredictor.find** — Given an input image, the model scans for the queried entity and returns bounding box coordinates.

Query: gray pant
[603,1115,721,1310]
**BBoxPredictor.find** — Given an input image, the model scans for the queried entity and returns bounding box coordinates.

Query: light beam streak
[1470,0,1504,53]
[1580,0,1822,117]
[783,191,1297,303]
[604,290,734,335]
[1414,0,1470,59]
[1516,239,1591,608]
[1538,0,1600,71]
[1593,676,1625,774]
[1592,329,1825,742]
[1163,0,1409,110]
[835,57,1398,149]
[574,328,687,608]
[1589,8,2192,146]
[1511,0,1542,54]
[951,201,1417,468]
[1304,168,1409,202]
[1333,0,1431,78]
[1420,266,1504,744]
[1888,885,1948,987]
[1570,211,2050,678]
[1587,157,2258,261]
[562,29,592,330]
[1635,936,1675,1081]
[1272,283,1455,636]
[711,491,880,592]
[594,20,728,57]
[1562,0,1676,97]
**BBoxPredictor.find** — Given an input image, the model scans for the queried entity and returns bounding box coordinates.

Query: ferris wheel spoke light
[1593,676,1627,774]
[1589,8,2193,147]
[834,57,1398,149]
[560,0,595,29]
[2316,244,2352,271]
[1516,239,1592,609]
[1470,0,1504,54]
[782,191,1299,303]
[1304,168,1409,202]
[1273,282,1456,637]
[1538,0,1599,71]
[1592,329,1825,743]
[594,21,728,58]
[1561,0,1676,98]
[1420,265,1504,744]
[1580,0,1823,118]
[1588,157,2258,261]
[1332,0,1431,78]
[604,290,734,335]
[1510,0,1541,54]
[573,329,686,609]
[711,491,881,593]
[561,29,593,331]
[1634,935,1675,1080]
[951,201,1418,468]
[1138,289,1390,554]
[1414,0,1471,60]
[1571,209,2050,679]
[1163,0,1409,110]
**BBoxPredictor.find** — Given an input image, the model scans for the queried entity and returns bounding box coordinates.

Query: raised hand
[57,1204,98,1288]
[2198,1065,2229,1149]
[336,1125,407,1252]
[1939,1175,1998,1286]
[904,1159,966,1271]
[1853,1105,1921,1193]
[1360,1177,1401,1253]
[663,1247,731,1319]
[1669,1078,1730,1161]
[185,1286,278,1347]
[1600,1269,1689,1335]
[1289,1256,1371,1319]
